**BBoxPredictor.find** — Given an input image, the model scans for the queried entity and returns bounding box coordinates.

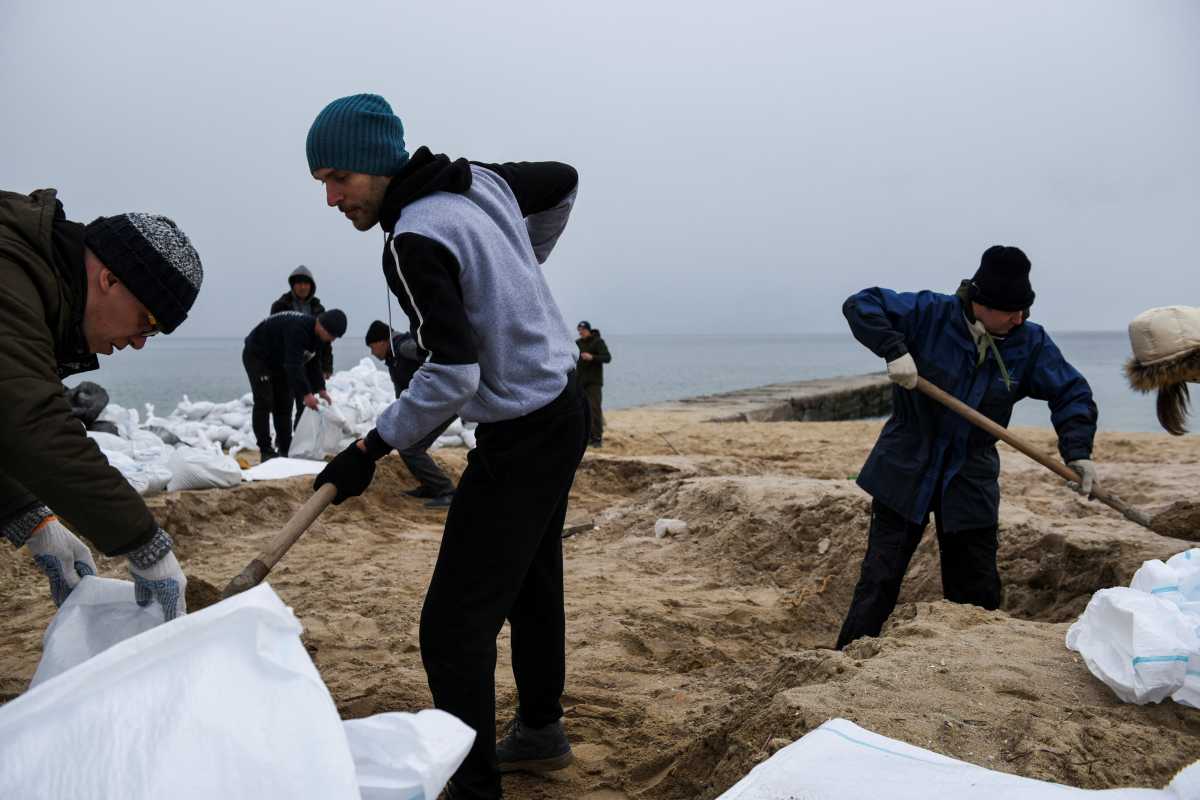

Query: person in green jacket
[576,321,612,447]
[0,189,202,621]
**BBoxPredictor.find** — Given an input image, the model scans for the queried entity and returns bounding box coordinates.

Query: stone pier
[642,373,892,422]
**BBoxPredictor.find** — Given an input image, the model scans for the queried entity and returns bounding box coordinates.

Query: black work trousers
[242,347,293,456]
[582,382,603,442]
[419,374,588,799]
[400,416,457,497]
[835,498,1001,650]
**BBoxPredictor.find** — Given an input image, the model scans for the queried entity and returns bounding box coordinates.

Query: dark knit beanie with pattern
[84,213,203,334]
[306,94,410,176]
[318,309,348,338]
[970,245,1035,312]
[365,320,391,346]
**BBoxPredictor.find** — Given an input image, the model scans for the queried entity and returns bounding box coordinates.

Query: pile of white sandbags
[0,577,473,799]
[1066,548,1200,708]
[85,357,476,495]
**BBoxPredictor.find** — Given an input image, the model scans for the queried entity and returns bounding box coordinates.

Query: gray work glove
[26,517,98,607]
[126,529,187,621]
[1067,459,1099,499]
[886,353,919,390]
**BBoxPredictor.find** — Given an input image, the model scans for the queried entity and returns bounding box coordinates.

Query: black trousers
[582,382,603,442]
[419,374,588,799]
[400,416,457,496]
[834,498,1001,650]
[242,348,293,456]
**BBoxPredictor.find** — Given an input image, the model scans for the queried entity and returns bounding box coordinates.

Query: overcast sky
[2,0,1196,336]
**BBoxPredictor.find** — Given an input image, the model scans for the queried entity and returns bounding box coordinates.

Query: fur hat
[1125,306,1200,435]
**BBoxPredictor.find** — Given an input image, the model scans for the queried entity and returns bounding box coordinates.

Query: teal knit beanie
[306,94,410,176]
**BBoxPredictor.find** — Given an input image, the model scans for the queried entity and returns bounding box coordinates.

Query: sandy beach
[2,404,1198,797]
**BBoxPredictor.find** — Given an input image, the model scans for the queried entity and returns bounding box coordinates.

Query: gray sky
[2,0,1197,336]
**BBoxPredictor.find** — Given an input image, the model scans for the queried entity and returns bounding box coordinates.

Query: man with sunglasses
[835,245,1099,650]
[0,189,202,622]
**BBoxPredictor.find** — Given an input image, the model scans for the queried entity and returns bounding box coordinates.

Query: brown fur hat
[1125,306,1200,435]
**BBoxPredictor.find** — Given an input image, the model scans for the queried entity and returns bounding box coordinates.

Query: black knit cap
[318,309,347,338]
[84,214,203,334]
[365,320,390,346]
[970,245,1035,312]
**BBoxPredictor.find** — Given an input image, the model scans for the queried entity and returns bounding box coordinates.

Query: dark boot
[259,447,279,463]
[495,716,573,774]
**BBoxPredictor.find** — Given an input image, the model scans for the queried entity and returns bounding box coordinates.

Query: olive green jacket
[0,189,157,555]
[576,332,612,386]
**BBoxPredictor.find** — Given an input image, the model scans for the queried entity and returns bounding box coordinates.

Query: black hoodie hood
[378,146,472,231]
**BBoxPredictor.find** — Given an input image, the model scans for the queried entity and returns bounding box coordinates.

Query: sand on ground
[2,407,1198,798]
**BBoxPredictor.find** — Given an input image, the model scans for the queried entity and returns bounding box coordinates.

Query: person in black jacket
[575,321,612,447]
[306,93,584,800]
[243,309,346,461]
[365,320,456,507]
[271,264,335,404]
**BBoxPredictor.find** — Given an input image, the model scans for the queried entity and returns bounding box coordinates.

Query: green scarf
[976,330,1012,392]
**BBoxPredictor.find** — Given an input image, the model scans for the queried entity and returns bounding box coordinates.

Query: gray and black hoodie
[363,147,578,455]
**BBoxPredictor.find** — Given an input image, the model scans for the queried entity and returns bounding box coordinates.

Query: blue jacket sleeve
[843,287,928,361]
[1024,336,1098,463]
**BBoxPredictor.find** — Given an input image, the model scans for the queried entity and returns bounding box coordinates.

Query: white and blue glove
[26,516,98,607]
[126,529,187,621]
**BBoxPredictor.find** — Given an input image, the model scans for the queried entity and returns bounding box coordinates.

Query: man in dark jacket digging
[306,93,585,800]
[243,309,346,461]
[365,320,456,508]
[575,321,612,447]
[0,189,200,621]
[835,245,1100,651]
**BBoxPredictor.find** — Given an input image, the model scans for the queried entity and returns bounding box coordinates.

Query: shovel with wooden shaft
[221,483,339,599]
[914,376,1155,530]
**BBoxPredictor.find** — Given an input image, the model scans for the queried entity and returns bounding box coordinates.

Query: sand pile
[1,405,1197,798]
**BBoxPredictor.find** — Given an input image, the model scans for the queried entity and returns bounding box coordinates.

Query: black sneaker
[495,716,573,774]
[424,493,454,509]
[404,486,438,499]
[589,438,603,449]
[259,447,279,463]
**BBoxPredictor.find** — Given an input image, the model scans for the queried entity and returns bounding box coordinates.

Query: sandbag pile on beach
[1067,548,1200,708]
[83,357,475,495]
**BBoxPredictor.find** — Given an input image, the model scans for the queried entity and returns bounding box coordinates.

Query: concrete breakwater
[642,373,892,422]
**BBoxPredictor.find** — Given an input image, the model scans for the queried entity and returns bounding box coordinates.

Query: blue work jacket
[845,286,1097,531]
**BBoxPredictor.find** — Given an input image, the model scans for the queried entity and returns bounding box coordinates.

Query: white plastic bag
[1065,587,1199,704]
[166,444,242,491]
[716,718,1196,799]
[6,578,473,800]
[291,406,352,460]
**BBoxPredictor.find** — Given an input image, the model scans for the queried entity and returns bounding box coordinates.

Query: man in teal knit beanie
[306,93,410,230]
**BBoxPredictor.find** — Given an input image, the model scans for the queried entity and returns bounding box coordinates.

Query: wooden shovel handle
[914,377,1154,530]
[221,482,339,598]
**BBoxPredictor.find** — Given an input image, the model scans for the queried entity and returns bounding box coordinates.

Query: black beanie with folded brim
[365,320,390,346]
[318,309,347,338]
[84,213,203,334]
[970,245,1035,312]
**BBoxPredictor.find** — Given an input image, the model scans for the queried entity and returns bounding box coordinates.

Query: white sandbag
[98,403,140,438]
[716,717,1194,800]
[178,396,216,421]
[243,457,326,482]
[291,405,353,460]
[1,582,362,799]
[166,444,242,491]
[1065,587,1199,704]
[460,428,476,449]
[345,710,475,800]
[87,430,132,455]
[11,578,474,800]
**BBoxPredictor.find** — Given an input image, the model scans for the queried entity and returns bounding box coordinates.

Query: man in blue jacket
[835,246,1099,651]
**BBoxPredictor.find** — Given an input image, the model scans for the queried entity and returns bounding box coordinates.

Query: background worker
[271,263,335,385]
[243,309,346,461]
[365,320,457,508]
[0,190,200,620]
[306,94,584,800]
[835,245,1099,650]
[576,321,612,448]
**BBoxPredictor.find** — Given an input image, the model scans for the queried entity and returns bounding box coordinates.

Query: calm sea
[63,332,1175,434]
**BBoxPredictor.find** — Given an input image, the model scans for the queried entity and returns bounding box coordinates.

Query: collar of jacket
[377,146,472,232]
[49,203,98,377]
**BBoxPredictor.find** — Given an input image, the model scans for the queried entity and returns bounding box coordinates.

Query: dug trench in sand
[1,406,1198,798]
